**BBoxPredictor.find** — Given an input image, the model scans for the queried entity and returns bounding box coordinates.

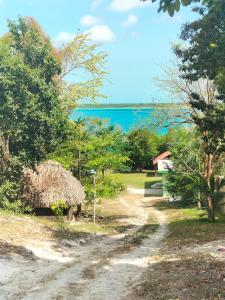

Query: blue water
[71,107,176,134]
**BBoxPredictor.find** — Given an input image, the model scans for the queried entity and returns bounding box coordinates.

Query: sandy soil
[1,190,225,299]
[0,191,167,300]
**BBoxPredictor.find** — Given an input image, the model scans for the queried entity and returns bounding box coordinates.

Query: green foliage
[165,172,203,206]
[0,17,109,216]
[164,129,204,205]
[50,118,129,178]
[0,180,20,203]
[85,119,129,174]
[157,128,188,153]
[50,200,68,217]
[127,129,158,170]
[143,0,219,16]
[164,128,225,208]
[0,17,69,173]
[59,33,108,109]
[0,180,32,214]
[0,199,32,214]
[174,3,225,84]
[169,1,225,221]
[84,175,125,202]
[173,3,225,156]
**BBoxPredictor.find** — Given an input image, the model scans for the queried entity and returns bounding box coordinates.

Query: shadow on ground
[127,254,225,300]
[0,241,37,260]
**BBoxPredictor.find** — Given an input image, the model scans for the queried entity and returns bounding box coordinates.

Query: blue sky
[0,0,195,103]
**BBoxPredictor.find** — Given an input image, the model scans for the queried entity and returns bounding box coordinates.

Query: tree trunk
[206,192,215,222]
[77,150,81,181]
[204,153,215,222]
[0,134,10,172]
[197,198,201,209]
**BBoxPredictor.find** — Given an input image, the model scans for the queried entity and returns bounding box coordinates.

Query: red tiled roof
[153,151,172,165]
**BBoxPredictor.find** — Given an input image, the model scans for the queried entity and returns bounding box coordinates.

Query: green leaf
[181,0,191,6]
[167,5,175,17]
[175,0,181,12]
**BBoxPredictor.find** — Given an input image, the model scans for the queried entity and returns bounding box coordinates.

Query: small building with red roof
[152,151,173,174]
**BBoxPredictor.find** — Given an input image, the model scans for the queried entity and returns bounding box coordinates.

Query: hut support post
[76,203,82,216]
[67,206,75,221]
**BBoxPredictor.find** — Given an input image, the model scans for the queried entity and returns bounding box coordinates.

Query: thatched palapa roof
[22,160,85,208]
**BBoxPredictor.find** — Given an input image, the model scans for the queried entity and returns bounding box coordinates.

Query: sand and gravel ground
[1,189,225,300]
[0,189,167,300]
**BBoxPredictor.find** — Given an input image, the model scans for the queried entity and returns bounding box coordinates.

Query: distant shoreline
[78,103,187,109]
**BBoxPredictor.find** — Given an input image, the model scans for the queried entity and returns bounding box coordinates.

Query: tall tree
[155,3,225,221]
[50,119,128,179]
[0,17,68,174]
[127,129,158,170]
[56,33,108,111]
[175,3,225,221]
[0,16,108,171]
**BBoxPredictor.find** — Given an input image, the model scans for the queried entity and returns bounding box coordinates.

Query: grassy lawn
[113,172,162,189]
[0,193,137,241]
[0,208,126,241]
[154,200,225,248]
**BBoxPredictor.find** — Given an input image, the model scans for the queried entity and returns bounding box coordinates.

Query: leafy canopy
[142,0,221,16]
[0,17,68,170]
[174,3,225,157]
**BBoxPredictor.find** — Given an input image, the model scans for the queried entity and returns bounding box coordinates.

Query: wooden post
[93,174,96,224]
[67,206,75,221]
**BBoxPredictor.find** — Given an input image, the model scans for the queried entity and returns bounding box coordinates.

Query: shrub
[50,200,68,217]
[1,199,32,214]
[84,174,125,202]
[0,180,33,214]
[165,172,202,207]
[0,180,20,203]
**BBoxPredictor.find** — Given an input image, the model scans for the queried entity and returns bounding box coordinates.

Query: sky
[0,0,196,103]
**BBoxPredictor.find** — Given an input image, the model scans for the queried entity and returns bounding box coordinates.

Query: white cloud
[121,14,138,27]
[86,25,116,44]
[54,32,74,47]
[109,0,151,12]
[80,15,101,26]
[92,0,102,9]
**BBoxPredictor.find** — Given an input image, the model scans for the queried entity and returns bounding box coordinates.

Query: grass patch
[113,172,162,189]
[0,194,134,242]
[154,201,225,248]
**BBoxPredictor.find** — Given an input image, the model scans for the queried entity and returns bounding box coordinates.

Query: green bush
[0,181,20,203]
[165,172,202,207]
[84,174,125,202]
[50,200,68,217]
[0,181,32,213]
[1,199,32,214]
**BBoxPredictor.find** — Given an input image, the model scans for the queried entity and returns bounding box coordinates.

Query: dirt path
[0,191,167,300]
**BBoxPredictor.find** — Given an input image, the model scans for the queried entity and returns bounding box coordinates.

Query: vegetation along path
[0,190,168,300]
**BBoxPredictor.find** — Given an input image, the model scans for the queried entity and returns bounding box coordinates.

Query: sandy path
[0,191,167,300]
[75,199,167,300]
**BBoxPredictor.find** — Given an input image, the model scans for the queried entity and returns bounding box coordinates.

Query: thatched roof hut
[22,160,85,209]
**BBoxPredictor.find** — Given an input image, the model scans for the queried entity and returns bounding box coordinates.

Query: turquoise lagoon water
[71,107,174,134]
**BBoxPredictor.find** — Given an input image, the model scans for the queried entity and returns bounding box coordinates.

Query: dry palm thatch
[22,160,85,208]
